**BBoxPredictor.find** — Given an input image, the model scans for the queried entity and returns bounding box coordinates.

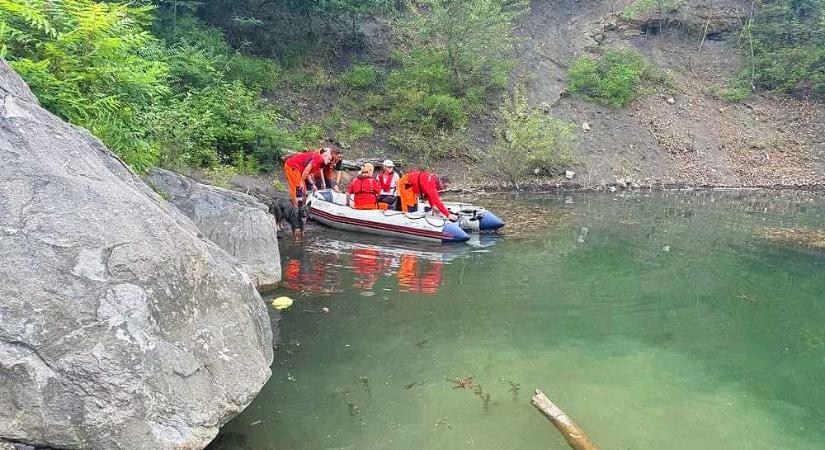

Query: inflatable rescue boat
[307,190,504,243]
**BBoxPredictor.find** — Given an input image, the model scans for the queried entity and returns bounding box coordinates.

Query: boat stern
[442,222,470,243]
[478,211,505,231]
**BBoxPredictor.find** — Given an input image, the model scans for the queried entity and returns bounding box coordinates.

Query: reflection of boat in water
[305,232,500,263]
[280,230,500,296]
[307,190,503,244]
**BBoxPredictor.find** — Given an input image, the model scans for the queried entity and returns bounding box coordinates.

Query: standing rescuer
[397,170,458,221]
[284,149,332,206]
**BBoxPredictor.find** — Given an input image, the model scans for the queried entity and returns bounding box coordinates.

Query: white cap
[383,159,394,168]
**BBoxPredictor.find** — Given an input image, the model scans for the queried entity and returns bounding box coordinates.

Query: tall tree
[397,0,529,95]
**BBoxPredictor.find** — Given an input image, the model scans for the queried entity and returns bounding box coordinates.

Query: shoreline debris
[271,296,293,310]
[501,378,521,400]
[756,227,825,251]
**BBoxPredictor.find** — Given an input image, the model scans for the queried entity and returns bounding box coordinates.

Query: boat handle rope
[380,209,447,227]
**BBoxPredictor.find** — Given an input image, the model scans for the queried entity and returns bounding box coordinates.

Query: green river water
[211,190,825,450]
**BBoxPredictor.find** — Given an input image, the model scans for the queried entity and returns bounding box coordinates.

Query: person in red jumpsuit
[397,170,458,221]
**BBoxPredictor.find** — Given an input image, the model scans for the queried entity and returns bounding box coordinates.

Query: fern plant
[0,0,168,172]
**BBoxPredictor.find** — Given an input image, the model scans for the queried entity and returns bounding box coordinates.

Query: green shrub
[381,0,527,139]
[389,129,473,161]
[568,49,666,107]
[294,124,325,147]
[711,80,752,103]
[342,120,375,142]
[226,54,280,91]
[421,94,468,129]
[152,81,298,171]
[153,13,232,56]
[320,111,343,131]
[0,0,296,174]
[342,64,379,90]
[387,49,453,94]
[385,51,469,131]
[398,0,527,97]
[162,42,225,91]
[491,88,576,186]
[232,151,262,175]
[363,93,387,111]
[746,0,824,99]
[1,0,168,172]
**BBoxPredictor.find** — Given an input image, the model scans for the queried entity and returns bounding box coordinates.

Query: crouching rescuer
[284,149,332,207]
[397,170,458,222]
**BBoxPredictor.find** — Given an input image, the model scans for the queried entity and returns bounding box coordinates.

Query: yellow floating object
[271,296,293,310]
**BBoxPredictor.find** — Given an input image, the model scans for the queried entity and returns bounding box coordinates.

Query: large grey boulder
[144,169,281,292]
[0,60,273,449]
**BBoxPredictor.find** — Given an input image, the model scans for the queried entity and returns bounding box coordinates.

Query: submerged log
[756,227,825,251]
[531,389,600,450]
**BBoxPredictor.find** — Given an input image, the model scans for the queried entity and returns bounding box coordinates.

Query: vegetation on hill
[491,86,575,186]
[747,0,824,100]
[567,49,667,107]
[0,0,822,179]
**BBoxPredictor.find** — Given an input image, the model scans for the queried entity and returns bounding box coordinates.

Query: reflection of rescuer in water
[397,254,443,294]
[282,248,443,295]
[351,248,391,290]
[282,255,338,294]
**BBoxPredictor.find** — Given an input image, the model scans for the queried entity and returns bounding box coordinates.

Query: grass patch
[568,49,668,107]
[202,165,237,188]
[388,129,474,162]
[620,0,683,20]
[342,64,380,90]
[342,120,374,142]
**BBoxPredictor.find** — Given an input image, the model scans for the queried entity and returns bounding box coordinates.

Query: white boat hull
[308,191,470,243]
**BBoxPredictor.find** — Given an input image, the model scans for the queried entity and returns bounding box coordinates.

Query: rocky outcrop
[145,168,281,292]
[0,59,273,449]
[618,0,748,37]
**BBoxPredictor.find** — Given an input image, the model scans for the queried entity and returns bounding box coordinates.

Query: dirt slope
[264,0,825,192]
[509,0,825,189]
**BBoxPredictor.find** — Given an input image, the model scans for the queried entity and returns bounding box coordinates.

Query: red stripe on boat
[310,207,449,240]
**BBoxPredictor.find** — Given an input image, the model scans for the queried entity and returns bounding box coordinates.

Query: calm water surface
[212,190,825,450]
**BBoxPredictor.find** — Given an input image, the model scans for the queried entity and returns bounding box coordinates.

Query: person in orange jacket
[284,149,332,206]
[397,170,458,221]
[346,163,388,210]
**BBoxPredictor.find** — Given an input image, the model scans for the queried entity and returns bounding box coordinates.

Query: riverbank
[208,168,825,206]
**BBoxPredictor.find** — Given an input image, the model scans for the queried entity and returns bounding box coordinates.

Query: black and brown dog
[268,197,307,238]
